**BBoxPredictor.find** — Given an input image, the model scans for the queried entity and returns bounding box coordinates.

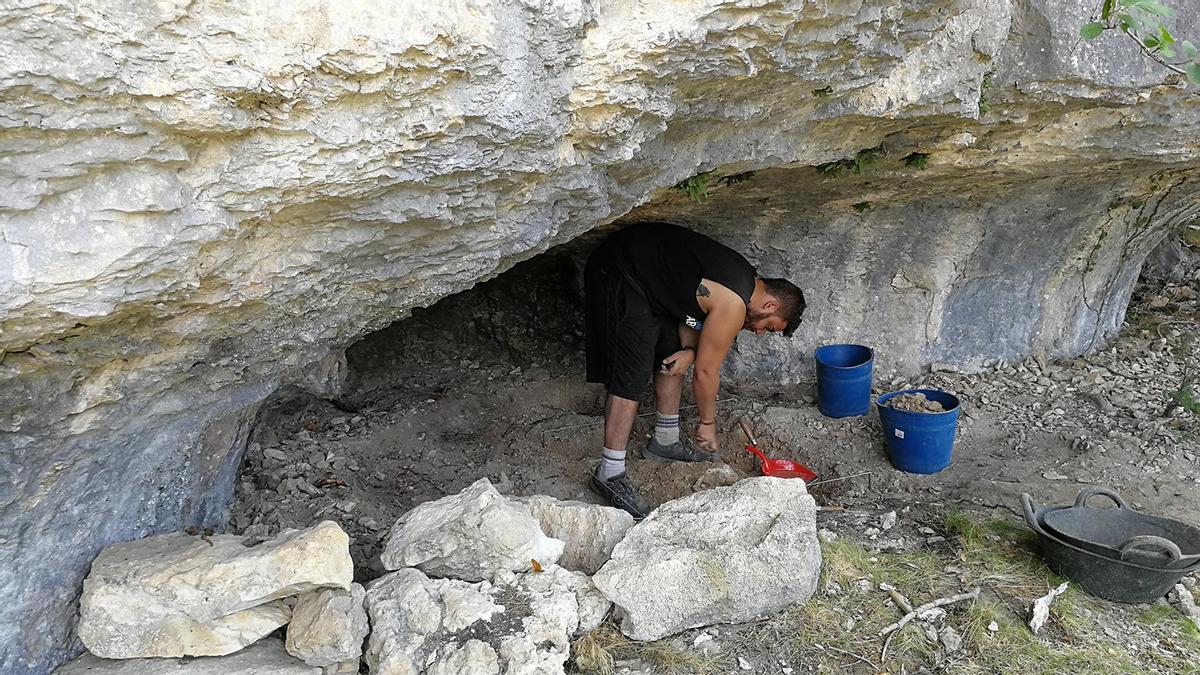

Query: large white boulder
[592,477,821,641]
[364,564,606,675]
[286,583,369,667]
[515,496,634,575]
[79,521,353,658]
[380,479,564,581]
[53,638,320,674]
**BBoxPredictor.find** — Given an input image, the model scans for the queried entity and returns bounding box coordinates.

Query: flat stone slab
[54,638,320,674]
[79,521,352,658]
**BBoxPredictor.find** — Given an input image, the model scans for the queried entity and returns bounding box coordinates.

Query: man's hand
[693,422,719,452]
[660,349,695,376]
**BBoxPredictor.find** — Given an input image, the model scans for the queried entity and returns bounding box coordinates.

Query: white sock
[654,412,680,445]
[598,447,626,480]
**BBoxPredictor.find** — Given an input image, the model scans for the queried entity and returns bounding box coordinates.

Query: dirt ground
[231,242,1198,673]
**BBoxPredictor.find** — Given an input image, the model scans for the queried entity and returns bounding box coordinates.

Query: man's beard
[745,309,771,327]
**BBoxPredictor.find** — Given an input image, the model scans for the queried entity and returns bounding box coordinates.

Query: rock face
[380,479,564,581]
[285,584,369,667]
[364,565,606,675]
[79,522,352,658]
[2,1,1200,672]
[53,638,320,675]
[593,477,821,641]
[515,496,634,575]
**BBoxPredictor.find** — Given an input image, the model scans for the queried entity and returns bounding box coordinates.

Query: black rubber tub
[1022,493,1200,604]
[1041,487,1200,569]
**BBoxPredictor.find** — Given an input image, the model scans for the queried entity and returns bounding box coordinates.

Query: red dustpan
[739,416,818,482]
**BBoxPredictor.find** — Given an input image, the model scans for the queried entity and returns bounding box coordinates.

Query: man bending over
[584,222,805,518]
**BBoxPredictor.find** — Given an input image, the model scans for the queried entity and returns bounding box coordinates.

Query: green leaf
[1102,0,1116,19]
[1127,0,1174,17]
[1143,35,1160,48]
[1181,40,1198,59]
[1187,62,1200,85]
[1080,22,1106,39]
[1160,46,1175,58]
[1159,25,1175,46]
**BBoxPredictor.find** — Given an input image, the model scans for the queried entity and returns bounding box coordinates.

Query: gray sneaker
[589,469,651,520]
[642,436,719,463]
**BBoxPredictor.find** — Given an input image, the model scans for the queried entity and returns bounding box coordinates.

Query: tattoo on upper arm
[697,282,711,298]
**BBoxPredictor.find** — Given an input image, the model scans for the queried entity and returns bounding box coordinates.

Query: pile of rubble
[57,477,822,674]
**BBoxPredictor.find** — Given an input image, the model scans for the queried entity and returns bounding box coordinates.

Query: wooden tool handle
[738,416,757,446]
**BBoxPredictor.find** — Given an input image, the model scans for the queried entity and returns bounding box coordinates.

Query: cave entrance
[229,177,1200,581]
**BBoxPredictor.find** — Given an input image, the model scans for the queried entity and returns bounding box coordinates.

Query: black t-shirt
[600,222,756,328]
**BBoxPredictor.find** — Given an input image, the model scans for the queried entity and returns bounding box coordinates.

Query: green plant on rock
[1081,0,1200,85]
[1173,376,1199,415]
[817,146,886,179]
[674,172,711,202]
[978,71,994,114]
[904,152,930,170]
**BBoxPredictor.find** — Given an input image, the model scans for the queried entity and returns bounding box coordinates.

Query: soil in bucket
[876,388,961,474]
[883,392,945,413]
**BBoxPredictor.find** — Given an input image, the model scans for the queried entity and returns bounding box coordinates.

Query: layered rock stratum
[2,1,1198,672]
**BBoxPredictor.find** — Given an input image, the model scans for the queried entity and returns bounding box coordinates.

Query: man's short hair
[762,278,805,337]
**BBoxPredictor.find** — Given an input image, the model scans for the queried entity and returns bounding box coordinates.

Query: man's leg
[651,368,684,446]
[597,394,638,480]
[582,258,653,519]
[642,327,718,463]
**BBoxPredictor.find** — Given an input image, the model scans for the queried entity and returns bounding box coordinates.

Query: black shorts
[584,251,682,400]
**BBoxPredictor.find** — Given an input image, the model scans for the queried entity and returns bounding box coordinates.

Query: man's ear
[763,296,780,313]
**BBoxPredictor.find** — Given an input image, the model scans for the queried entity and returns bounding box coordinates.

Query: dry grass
[572,512,1200,674]
[571,624,719,675]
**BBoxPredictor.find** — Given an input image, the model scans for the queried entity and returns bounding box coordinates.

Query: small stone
[738,656,753,670]
[940,626,963,652]
[286,584,369,667]
[987,621,999,632]
[880,511,897,530]
[818,528,838,543]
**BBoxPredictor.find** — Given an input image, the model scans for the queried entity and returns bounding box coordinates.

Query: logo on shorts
[685,315,703,330]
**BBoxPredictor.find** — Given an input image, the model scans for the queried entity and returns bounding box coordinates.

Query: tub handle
[1119,535,1183,562]
[1072,487,1131,510]
[1021,493,1040,530]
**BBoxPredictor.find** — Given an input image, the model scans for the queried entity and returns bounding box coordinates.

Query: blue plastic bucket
[876,389,961,474]
[814,344,874,418]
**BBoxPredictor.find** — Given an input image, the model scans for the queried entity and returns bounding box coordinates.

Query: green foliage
[1174,377,1200,414]
[978,71,994,115]
[1081,0,1200,85]
[903,152,929,170]
[818,146,886,179]
[852,201,871,212]
[673,172,711,202]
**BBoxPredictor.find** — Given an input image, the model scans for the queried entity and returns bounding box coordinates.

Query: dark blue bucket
[814,344,874,418]
[876,389,961,474]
